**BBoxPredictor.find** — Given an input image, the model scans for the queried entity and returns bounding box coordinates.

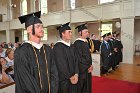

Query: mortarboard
[18,11,42,35]
[107,32,111,36]
[57,22,71,33]
[102,33,108,38]
[75,23,87,32]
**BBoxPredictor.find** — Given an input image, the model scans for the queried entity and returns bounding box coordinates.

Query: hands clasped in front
[70,74,78,84]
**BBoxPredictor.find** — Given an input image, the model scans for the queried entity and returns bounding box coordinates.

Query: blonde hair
[5,48,13,57]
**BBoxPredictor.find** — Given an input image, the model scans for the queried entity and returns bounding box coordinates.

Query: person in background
[107,32,116,71]
[113,33,123,66]
[13,43,19,50]
[86,31,94,53]
[0,46,5,57]
[8,42,13,48]
[91,34,101,53]
[0,57,14,86]
[100,33,112,75]
[5,48,14,80]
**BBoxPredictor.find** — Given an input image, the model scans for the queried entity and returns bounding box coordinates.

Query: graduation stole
[32,44,51,93]
[89,39,94,53]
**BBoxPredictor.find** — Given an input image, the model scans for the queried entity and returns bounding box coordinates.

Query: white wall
[44,27,59,45]
[0,0,137,31]
[88,22,100,36]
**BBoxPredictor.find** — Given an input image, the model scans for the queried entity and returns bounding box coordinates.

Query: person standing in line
[53,22,79,93]
[73,23,93,93]
[100,34,112,75]
[14,11,58,93]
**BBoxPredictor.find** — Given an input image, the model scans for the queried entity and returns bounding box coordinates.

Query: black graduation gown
[92,40,101,52]
[100,41,111,73]
[14,43,58,93]
[73,40,92,93]
[108,39,115,69]
[115,39,123,63]
[53,42,79,93]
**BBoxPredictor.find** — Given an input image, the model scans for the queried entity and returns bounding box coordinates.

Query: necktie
[106,43,109,49]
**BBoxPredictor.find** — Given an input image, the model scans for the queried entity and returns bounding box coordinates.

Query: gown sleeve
[74,41,92,73]
[14,48,40,93]
[48,47,59,93]
[53,44,71,80]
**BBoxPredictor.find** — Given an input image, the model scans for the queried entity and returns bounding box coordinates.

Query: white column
[6,30,15,43]
[121,17,134,64]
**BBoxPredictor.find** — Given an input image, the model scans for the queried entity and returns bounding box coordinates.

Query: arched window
[70,0,75,9]
[101,23,112,36]
[40,0,48,14]
[21,0,28,41]
[99,0,115,4]
[21,0,27,15]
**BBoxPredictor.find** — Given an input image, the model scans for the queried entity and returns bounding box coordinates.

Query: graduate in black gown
[107,32,115,70]
[100,34,112,74]
[53,22,79,93]
[91,34,101,53]
[14,11,58,93]
[114,33,123,65]
[73,23,93,93]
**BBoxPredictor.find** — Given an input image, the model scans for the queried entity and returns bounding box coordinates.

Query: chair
[135,44,140,55]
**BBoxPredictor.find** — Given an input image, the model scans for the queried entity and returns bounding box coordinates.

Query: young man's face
[108,35,112,39]
[104,36,109,41]
[34,23,44,38]
[80,29,89,39]
[91,35,96,40]
[62,30,72,41]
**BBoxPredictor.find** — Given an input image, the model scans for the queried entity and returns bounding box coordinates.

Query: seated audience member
[13,43,19,50]
[0,46,5,57]
[0,57,14,86]
[5,48,14,80]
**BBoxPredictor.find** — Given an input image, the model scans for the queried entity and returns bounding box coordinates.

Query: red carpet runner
[92,76,140,93]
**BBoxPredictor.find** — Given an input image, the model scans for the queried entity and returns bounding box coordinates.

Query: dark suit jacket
[100,41,111,70]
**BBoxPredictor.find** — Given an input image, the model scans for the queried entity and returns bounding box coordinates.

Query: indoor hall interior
[0,0,140,93]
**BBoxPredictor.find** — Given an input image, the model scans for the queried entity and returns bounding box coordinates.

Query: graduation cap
[107,32,111,36]
[75,23,87,32]
[18,11,42,35]
[57,22,71,33]
[102,33,108,38]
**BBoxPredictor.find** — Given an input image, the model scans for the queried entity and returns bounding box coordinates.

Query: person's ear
[27,25,32,34]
